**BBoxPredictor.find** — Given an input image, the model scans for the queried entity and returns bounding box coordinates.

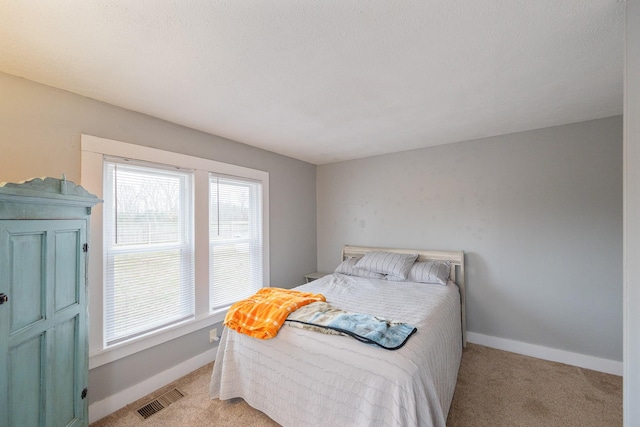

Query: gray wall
[624,0,640,423]
[317,116,623,362]
[0,72,318,403]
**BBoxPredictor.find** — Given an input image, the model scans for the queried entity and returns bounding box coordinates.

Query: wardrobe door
[0,220,88,427]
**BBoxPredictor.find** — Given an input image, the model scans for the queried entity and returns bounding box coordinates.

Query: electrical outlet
[209,328,219,343]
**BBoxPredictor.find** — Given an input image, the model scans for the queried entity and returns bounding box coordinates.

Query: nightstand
[304,272,330,283]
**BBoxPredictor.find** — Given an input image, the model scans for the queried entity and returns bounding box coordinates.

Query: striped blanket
[286,301,417,350]
[224,287,326,339]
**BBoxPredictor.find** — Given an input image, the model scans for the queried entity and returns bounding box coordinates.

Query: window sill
[89,309,227,369]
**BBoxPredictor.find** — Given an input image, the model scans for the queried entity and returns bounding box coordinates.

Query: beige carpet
[447,344,621,427]
[90,344,622,427]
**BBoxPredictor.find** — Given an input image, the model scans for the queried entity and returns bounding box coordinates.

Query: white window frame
[208,174,264,311]
[103,158,195,346]
[81,134,270,369]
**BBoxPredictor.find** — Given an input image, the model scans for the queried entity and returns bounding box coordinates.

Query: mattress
[209,273,462,427]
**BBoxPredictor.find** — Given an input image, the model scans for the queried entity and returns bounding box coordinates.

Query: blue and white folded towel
[286,302,417,350]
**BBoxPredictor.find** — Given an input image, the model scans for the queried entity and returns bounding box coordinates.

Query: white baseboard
[88,348,217,424]
[466,332,622,376]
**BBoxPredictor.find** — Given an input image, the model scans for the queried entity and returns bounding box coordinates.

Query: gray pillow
[334,257,386,279]
[354,251,418,280]
[406,260,451,285]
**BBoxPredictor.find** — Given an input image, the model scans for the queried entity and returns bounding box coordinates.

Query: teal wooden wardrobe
[0,177,100,427]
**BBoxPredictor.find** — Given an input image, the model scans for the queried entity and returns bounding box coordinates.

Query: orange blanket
[224,287,326,339]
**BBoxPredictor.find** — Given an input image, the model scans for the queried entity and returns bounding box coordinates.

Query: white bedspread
[209,273,462,427]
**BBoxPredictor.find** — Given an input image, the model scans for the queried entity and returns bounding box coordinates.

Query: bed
[209,245,466,427]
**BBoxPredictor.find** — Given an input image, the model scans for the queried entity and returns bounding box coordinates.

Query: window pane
[106,249,192,342]
[104,160,194,346]
[112,166,183,245]
[209,175,262,311]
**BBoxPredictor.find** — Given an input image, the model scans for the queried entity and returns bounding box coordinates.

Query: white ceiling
[0,1,625,165]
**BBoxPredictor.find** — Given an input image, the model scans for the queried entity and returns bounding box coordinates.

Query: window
[209,174,262,310]
[81,135,269,367]
[104,159,194,346]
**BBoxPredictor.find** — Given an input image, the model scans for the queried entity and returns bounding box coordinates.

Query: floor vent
[135,388,185,420]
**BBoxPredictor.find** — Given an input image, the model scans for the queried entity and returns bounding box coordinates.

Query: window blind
[104,159,195,346]
[209,174,263,311]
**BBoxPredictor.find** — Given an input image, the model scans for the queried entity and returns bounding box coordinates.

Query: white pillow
[407,260,451,285]
[334,257,386,279]
[354,251,418,280]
